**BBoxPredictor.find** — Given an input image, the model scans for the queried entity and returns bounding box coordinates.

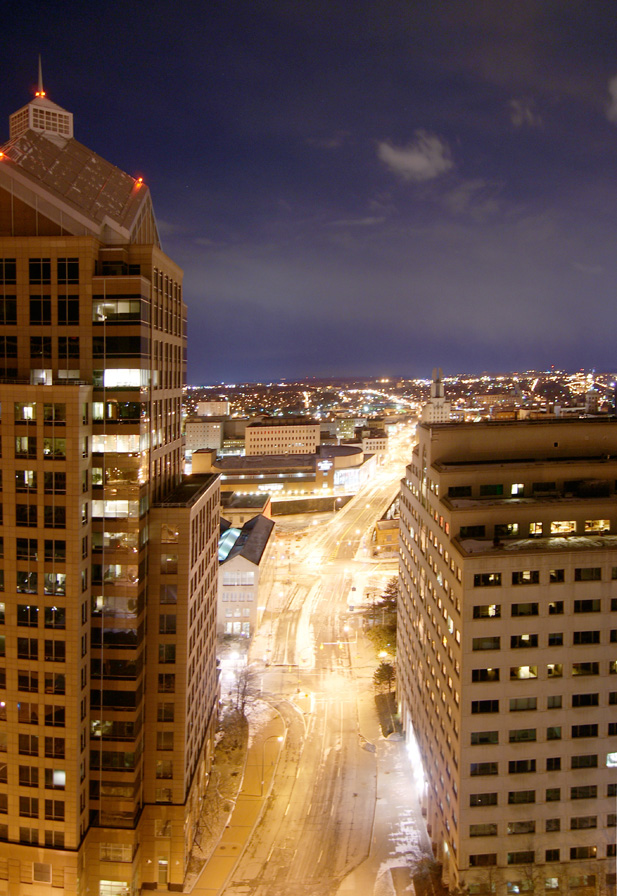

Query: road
[218,426,431,895]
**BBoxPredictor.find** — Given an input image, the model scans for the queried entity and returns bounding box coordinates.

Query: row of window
[0,796,65,821]
[473,599,617,618]
[0,670,65,693]
[0,639,66,661]
[470,816,614,835]
[472,693,615,712]
[470,753,609,775]
[469,846,602,866]
[1,733,65,757]
[1,604,66,627]
[0,258,79,285]
[470,784,608,805]
[2,704,65,727]
[473,630,616,650]
[474,567,608,587]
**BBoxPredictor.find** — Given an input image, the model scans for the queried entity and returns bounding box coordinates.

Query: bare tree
[233,664,259,717]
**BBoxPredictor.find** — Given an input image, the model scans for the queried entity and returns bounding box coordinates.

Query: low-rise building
[245,416,320,456]
[218,515,275,638]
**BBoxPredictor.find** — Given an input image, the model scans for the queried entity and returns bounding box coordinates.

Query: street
[194,426,432,895]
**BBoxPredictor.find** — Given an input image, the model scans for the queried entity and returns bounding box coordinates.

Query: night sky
[3,2,617,384]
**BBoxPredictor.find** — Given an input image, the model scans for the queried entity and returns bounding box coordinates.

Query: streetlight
[261,734,285,796]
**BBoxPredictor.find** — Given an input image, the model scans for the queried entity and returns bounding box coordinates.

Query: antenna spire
[36,55,46,97]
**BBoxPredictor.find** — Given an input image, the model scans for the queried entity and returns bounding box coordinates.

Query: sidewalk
[187,709,286,896]
[335,622,433,896]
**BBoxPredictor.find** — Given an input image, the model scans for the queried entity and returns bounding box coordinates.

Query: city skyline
[4,2,617,382]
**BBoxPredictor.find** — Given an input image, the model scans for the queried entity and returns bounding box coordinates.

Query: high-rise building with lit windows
[398,419,617,896]
[0,78,220,893]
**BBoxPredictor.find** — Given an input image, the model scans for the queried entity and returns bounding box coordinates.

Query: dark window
[574,567,601,581]
[472,668,500,683]
[507,851,535,865]
[58,336,79,358]
[471,731,498,745]
[571,785,597,800]
[512,570,539,585]
[460,525,485,538]
[44,540,66,562]
[470,792,498,807]
[57,258,79,284]
[44,607,65,629]
[572,662,599,676]
[0,296,17,324]
[29,259,51,284]
[44,506,66,529]
[17,604,38,627]
[0,259,16,284]
[548,632,563,646]
[17,638,38,660]
[573,630,600,644]
[448,486,471,498]
[470,854,497,867]
[473,573,501,587]
[511,603,538,617]
[509,728,536,743]
[0,336,17,357]
[548,600,563,615]
[16,504,37,527]
[549,569,565,583]
[511,634,538,648]
[571,753,597,767]
[509,697,537,711]
[574,599,601,613]
[473,637,500,651]
[480,484,503,496]
[17,670,38,692]
[545,849,560,862]
[44,640,65,663]
[57,295,79,325]
[30,336,51,358]
[508,790,535,804]
[470,762,498,776]
[572,693,599,708]
[29,296,51,325]
[471,700,499,714]
[509,759,536,774]
[44,472,66,494]
[546,788,561,801]
[546,757,561,771]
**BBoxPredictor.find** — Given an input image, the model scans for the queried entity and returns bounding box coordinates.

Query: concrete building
[185,415,224,451]
[218,515,275,638]
[0,78,220,893]
[220,491,272,528]
[421,367,452,424]
[245,416,320,456]
[196,399,229,416]
[193,445,373,498]
[398,419,617,896]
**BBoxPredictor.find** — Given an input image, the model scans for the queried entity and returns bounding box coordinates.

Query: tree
[233,664,259,717]
[373,661,395,693]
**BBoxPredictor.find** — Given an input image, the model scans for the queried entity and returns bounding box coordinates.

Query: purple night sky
[3,1,617,383]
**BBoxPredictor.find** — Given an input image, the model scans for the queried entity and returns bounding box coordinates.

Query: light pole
[260,734,284,796]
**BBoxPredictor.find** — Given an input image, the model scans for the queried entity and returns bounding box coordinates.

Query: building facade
[398,420,617,896]
[0,83,219,893]
[244,417,320,456]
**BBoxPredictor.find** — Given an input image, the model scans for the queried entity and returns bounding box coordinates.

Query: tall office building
[398,420,617,896]
[0,79,220,893]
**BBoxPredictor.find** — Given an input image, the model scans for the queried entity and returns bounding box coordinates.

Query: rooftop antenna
[36,54,46,97]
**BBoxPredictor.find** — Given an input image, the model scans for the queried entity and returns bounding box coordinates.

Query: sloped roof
[0,128,157,244]
[219,514,275,566]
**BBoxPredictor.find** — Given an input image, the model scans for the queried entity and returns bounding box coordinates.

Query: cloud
[508,98,542,128]
[442,178,501,220]
[327,216,386,227]
[377,131,453,182]
[607,75,617,123]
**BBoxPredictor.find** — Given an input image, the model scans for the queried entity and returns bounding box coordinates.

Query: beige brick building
[398,419,617,896]
[0,80,220,893]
